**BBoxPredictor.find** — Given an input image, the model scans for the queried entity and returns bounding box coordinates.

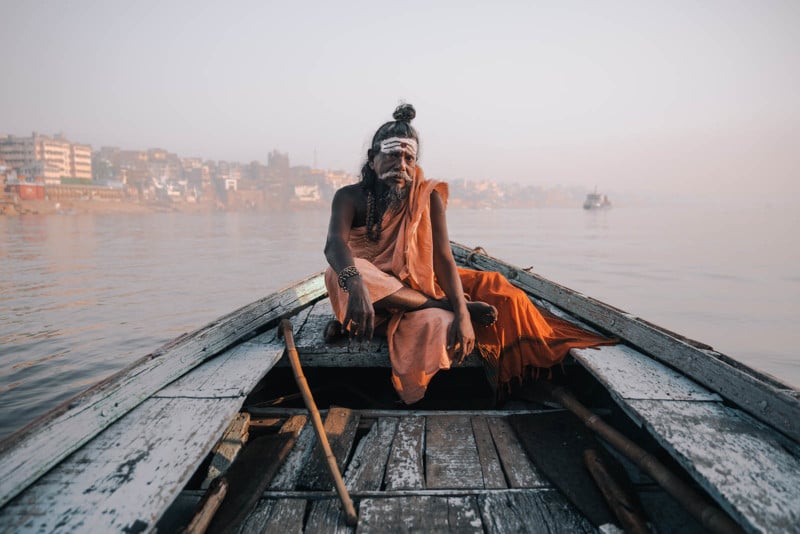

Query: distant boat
[583,189,611,210]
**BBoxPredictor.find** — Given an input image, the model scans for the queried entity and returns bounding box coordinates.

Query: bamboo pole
[280,319,358,526]
[583,449,649,534]
[542,382,743,534]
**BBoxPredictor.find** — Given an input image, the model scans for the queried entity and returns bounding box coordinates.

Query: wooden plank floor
[235,408,601,533]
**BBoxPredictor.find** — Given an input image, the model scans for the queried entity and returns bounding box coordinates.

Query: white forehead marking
[380,137,417,157]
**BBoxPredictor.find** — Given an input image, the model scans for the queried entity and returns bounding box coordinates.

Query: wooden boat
[1,242,798,533]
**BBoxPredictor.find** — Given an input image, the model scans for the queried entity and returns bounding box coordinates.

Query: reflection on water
[1,205,798,440]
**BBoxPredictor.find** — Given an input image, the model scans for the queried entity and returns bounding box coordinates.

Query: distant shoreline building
[0,132,92,184]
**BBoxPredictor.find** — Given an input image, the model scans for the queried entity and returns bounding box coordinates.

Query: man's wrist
[338,265,361,292]
[345,275,362,292]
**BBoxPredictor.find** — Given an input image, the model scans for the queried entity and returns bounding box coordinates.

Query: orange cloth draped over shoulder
[325,166,615,404]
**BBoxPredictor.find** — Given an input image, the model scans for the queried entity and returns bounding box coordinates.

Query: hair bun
[392,103,416,123]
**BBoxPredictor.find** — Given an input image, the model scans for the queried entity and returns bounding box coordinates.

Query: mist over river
[1,203,798,440]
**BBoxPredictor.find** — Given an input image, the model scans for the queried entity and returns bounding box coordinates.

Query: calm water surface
[1,204,798,440]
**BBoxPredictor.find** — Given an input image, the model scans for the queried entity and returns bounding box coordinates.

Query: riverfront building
[0,133,92,183]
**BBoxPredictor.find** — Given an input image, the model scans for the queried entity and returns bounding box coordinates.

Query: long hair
[361,103,420,241]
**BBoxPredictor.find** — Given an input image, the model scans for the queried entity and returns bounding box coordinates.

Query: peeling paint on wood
[304,498,353,534]
[0,316,292,531]
[156,331,285,398]
[358,496,483,533]
[0,397,240,532]
[629,399,800,533]
[571,344,721,402]
[268,425,315,491]
[343,418,398,491]
[238,498,308,534]
[478,490,595,533]
[385,416,426,491]
[487,417,546,488]
[470,416,507,489]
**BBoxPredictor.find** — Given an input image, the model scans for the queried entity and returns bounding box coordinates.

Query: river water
[1,203,798,440]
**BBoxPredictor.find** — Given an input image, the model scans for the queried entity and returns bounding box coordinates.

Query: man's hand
[447,313,475,364]
[343,279,375,342]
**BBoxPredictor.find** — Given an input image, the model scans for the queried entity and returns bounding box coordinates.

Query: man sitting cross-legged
[324,103,615,404]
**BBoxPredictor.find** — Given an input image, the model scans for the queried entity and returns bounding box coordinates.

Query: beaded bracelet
[337,265,361,292]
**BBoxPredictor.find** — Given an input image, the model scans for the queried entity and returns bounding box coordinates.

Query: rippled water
[1,204,798,440]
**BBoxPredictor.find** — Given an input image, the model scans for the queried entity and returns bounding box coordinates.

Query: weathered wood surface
[296,407,360,490]
[629,399,800,534]
[471,416,507,489]
[238,417,312,533]
[0,329,288,531]
[573,332,800,532]
[451,242,800,443]
[262,500,306,534]
[304,498,353,534]
[224,407,634,531]
[572,342,722,426]
[426,415,484,489]
[344,418,398,491]
[0,273,325,508]
[477,490,596,533]
[571,344,722,402]
[157,333,285,398]
[268,424,315,491]
[358,496,483,533]
[202,412,250,489]
[384,416,426,490]
[304,418,401,533]
[0,397,241,533]
[487,417,546,488]
[238,499,306,534]
[207,434,295,534]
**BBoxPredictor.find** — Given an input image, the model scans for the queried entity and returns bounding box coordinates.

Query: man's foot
[468,301,498,327]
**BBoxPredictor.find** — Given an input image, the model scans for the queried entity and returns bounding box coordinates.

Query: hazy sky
[2,1,798,196]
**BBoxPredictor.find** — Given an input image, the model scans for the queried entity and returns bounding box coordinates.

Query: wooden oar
[541,382,743,534]
[280,319,358,527]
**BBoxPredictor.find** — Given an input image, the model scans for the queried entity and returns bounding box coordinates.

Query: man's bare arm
[324,186,375,341]
[324,187,358,273]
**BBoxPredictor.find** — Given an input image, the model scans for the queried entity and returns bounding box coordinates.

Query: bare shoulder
[333,183,364,203]
[332,183,367,227]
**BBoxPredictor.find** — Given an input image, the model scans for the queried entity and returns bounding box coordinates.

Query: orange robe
[326,167,615,403]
